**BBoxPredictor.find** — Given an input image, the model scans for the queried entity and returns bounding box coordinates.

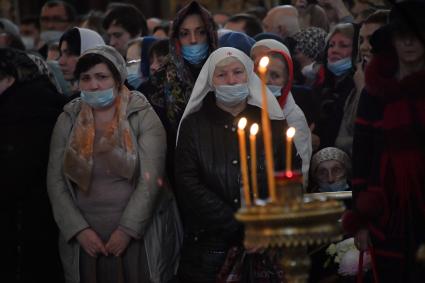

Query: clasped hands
[76,228,131,258]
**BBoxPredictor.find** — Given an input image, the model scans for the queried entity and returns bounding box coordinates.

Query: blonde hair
[326,23,354,43]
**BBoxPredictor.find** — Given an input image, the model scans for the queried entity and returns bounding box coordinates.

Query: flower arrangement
[324,237,371,277]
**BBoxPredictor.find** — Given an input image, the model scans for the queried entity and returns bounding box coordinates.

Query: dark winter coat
[175,94,291,282]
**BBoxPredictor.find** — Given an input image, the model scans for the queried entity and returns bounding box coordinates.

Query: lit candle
[249,123,259,201]
[258,56,277,203]
[238,117,251,207]
[285,127,296,177]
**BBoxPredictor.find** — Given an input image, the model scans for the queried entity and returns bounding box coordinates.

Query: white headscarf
[251,39,290,58]
[179,46,284,132]
[178,47,284,143]
[251,39,312,187]
[77,27,105,54]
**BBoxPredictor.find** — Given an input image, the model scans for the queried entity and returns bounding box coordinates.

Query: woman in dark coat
[314,22,359,151]
[0,48,67,282]
[138,1,218,184]
[175,47,295,282]
[343,2,425,282]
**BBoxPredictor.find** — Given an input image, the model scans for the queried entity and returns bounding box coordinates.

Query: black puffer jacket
[175,94,292,282]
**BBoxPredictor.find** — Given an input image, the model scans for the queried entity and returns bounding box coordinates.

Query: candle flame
[250,123,259,135]
[238,117,247,130]
[259,56,270,68]
[286,127,296,138]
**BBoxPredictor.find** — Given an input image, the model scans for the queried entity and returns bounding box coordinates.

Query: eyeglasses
[40,16,69,24]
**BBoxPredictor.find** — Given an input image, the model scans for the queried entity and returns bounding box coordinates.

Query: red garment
[343,52,425,282]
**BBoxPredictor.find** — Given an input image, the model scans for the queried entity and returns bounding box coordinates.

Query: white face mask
[40,30,63,44]
[301,62,316,80]
[21,36,35,50]
[214,83,249,107]
[267,84,282,97]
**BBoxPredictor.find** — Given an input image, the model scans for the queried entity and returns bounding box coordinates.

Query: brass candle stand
[235,172,346,283]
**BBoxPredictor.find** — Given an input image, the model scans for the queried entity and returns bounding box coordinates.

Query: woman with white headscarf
[47,45,182,283]
[175,47,296,282]
[251,39,312,186]
[58,27,105,97]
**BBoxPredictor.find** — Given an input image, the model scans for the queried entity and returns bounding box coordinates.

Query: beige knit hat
[81,45,127,84]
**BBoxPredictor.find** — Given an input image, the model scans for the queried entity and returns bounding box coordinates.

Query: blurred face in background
[58,41,78,80]
[393,32,425,66]
[359,23,382,65]
[40,4,71,32]
[107,24,133,56]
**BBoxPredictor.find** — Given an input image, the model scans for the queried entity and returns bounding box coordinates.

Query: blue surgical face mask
[215,83,249,107]
[318,179,349,192]
[327,57,352,76]
[182,43,209,65]
[267,84,282,97]
[80,87,116,109]
[127,74,143,89]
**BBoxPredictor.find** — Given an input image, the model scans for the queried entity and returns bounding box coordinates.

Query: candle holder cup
[235,171,345,283]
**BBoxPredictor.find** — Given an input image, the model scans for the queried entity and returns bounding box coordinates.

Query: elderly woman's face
[212,60,247,86]
[178,14,207,46]
[266,56,288,87]
[315,160,346,184]
[78,63,116,92]
[327,32,353,63]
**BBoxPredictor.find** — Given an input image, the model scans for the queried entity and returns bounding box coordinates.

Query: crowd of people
[1,0,424,282]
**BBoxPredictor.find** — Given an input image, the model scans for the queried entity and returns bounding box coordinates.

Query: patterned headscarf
[64,45,136,192]
[292,27,327,60]
[311,147,351,174]
[169,1,218,83]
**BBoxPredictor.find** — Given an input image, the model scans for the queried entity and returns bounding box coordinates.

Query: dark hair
[244,6,267,21]
[153,21,170,36]
[42,1,77,23]
[102,4,147,37]
[74,53,122,87]
[148,39,170,60]
[21,15,41,30]
[0,48,41,82]
[226,13,263,38]
[80,10,106,37]
[363,9,389,25]
[59,27,80,56]
[0,21,25,50]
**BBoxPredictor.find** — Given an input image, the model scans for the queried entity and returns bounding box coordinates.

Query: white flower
[338,248,371,276]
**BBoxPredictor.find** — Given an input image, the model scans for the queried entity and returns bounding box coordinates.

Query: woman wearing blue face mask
[175,47,299,282]
[313,23,359,152]
[137,1,218,187]
[308,147,351,193]
[47,45,182,283]
[251,39,312,187]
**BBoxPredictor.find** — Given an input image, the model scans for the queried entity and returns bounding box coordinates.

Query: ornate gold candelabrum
[235,172,346,283]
